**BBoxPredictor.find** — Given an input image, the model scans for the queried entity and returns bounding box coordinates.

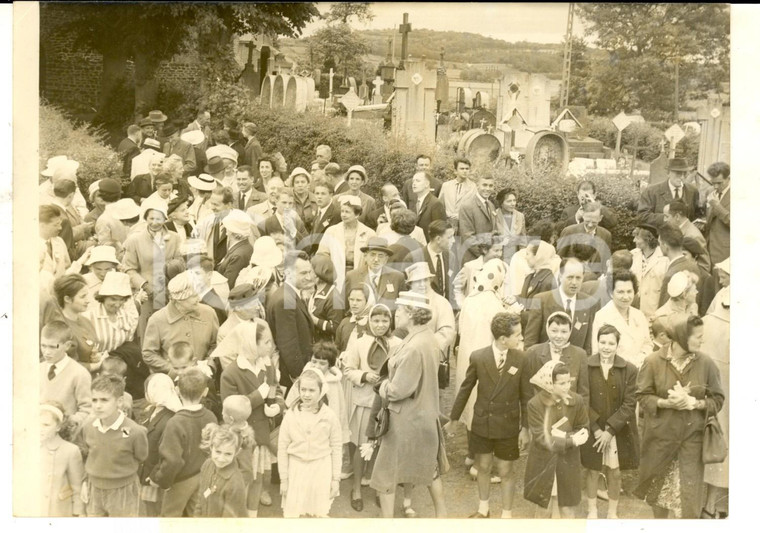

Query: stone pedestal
[392,60,438,144]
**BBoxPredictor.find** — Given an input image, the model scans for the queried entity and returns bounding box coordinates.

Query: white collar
[427,243,442,258]
[416,191,428,203]
[236,353,268,375]
[669,181,684,194]
[476,193,488,205]
[284,280,300,295]
[93,411,126,433]
[47,355,71,374]
[492,341,506,360]
[558,286,577,303]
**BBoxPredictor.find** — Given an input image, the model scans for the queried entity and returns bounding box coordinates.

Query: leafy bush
[587,115,665,162]
[40,103,122,192]
[92,75,135,143]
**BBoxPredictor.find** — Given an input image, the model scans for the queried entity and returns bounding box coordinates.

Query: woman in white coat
[316,195,375,292]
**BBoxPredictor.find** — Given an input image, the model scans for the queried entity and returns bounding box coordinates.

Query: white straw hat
[181,130,205,146]
[111,198,141,220]
[395,290,431,310]
[85,245,119,266]
[187,173,217,192]
[223,209,253,236]
[98,271,132,298]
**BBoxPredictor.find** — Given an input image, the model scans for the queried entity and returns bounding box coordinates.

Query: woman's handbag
[702,414,727,464]
[438,347,451,390]
[373,396,391,438]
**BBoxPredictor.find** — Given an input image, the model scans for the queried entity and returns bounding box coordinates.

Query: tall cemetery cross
[398,13,412,70]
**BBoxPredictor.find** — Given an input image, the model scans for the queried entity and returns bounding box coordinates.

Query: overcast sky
[299,3,587,44]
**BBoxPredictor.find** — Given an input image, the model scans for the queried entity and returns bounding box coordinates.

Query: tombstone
[496,71,552,130]
[240,42,261,95]
[372,76,385,105]
[392,60,438,143]
[260,75,277,108]
[358,75,369,105]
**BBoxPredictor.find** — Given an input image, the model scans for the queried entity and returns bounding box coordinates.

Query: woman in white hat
[370,291,447,518]
[187,173,218,224]
[334,165,377,224]
[290,168,318,233]
[316,195,376,291]
[217,210,254,289]
[236,235,284,290]
[404,262,456,355]
[122,197,182,341]
[652,270,699,332]
[81,245,120,309]
[95,197,141,256]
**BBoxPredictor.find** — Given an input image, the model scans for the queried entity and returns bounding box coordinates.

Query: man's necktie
[565,298,573,321]
[239,191,245,208]
[47,364,56,381]
[456,182,462,200]
[675,186,682,200]
[46,240,53,259]
[435,254,445,295]
[497,352,506,374]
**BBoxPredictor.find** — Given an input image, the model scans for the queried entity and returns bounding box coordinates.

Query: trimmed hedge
[40,103,122,193]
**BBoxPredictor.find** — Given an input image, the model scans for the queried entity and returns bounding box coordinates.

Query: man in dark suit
[266,250,316,390]
[400,155,442,207]
[411,171,446,240]
[366,183,401,230]
[324,163,348,196]
[560,180,618,232]
[657,223,702,308]
[523,257,600,354]
[638,157,699,226]
[557,201,612,271]
[344,237,405,311]
[303,179,342,255]
[704,161,730,266]
[216,210,254,289]
[117,124,142,180]
[128,152,164,204]
[458,174,505,263]
[234,165,267,211]
[444,313,531,519]
[259,190,308,250]
[405,220,456,301]
[162,120,196,174]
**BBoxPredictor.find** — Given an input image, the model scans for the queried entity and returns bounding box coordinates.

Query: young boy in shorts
[445,313,532,518]
[80,374,149,517]
[148,367,217,517]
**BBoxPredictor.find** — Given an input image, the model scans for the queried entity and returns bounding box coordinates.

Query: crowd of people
[38,108,731,519]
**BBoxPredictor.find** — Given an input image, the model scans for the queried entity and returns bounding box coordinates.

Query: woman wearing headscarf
[519,240,558,301]
[138,373,182,516]
[652,271,699,332]
[701,287,730,519]
[523,360,589,518]
[634,315,724,519]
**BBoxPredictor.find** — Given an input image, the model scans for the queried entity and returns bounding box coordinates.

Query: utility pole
[559,2,575,109]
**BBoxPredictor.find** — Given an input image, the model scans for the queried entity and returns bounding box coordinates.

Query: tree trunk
[99,47,129,113]
[133,50,160,116]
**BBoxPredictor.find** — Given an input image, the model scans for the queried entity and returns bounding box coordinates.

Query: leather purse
[702,414,728,464]
[438,347,451,390]
[373,396,391,438]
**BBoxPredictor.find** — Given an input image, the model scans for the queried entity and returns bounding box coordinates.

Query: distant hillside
[279,28,578,77]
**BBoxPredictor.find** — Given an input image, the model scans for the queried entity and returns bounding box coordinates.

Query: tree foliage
[577,3,729,118]
[310,23,371,78]
[323,3,375,25]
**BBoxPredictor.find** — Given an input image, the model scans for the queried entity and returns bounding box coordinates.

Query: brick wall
[40,33,203,113]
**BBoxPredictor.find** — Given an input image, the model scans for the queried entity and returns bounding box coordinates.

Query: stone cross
[399,13,412,69]
[372,76,385,104]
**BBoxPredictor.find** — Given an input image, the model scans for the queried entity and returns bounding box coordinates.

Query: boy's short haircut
[91,374,126,398]
[552,362,570,382]
[312,179,334,194]
[53,179,77,198]
[546,312,572,329]
[154,173,174,187]
[41,320,73,343]
[177,367,208,402]
[311,341,339,367]
[651,317,669,338]
[222,395,252,421]
[168,341,194,362]
[490,312,521,340]
[100,357,128,377]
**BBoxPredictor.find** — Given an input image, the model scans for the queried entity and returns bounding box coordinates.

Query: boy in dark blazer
[445,313,532,519]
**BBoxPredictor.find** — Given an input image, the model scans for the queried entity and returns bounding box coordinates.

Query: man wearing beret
[637,157,700,226]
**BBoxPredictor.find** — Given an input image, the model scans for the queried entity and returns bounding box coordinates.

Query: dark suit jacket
[388,236,423,271]
[523,289,599,354]
[344,266,405,310]
[560,204,618,232]
[522,342,590,405]
[259,214,308,248]
[450,346,531,439]
[705,188,730,266]
[400,176,443,207]
[266,283,313,389]
[235,188,267,211]
[127,173,156,203]
[557,223,612,268]
[118,138,141,179]
[365,205,387,230]
[414,193,447,241]
[333,180,350,196]
[458,194,503,263]
[405,245,453,300]
[520,269,556,300]
[243,137,264,180]
[637,180,700,226]
[658,255,702,308]
[304,202,342,255]
[217,240,253,289]
[163,138,196,174]
[202,289,228,326]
